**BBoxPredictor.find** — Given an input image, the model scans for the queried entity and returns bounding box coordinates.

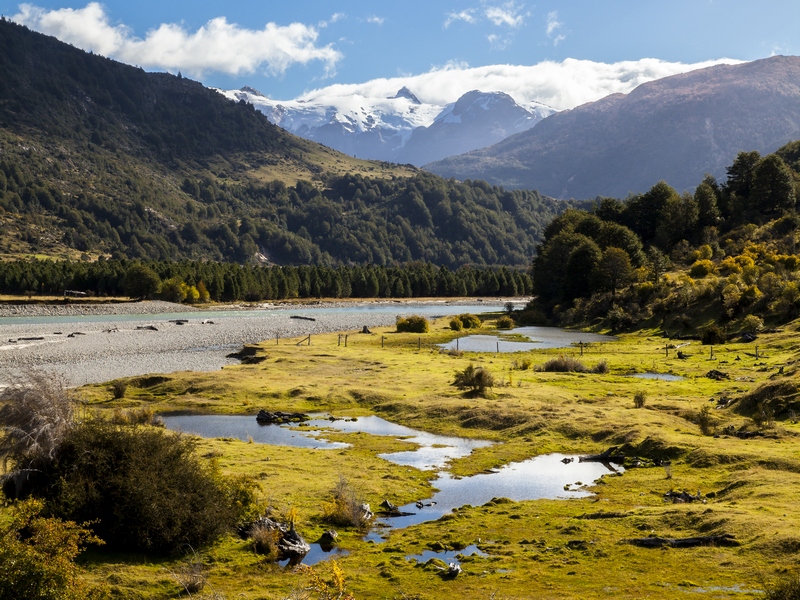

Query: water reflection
[628,372,684,381]
[439,326,614,353]
[375,453,621,531]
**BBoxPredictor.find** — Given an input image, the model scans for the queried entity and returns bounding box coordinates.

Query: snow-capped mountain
[218,86,555,166]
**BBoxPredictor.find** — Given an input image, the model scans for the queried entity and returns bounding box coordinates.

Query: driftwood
[135,325,158,331]
[255,410,310,424]
[706,369,730,380]
[579,446,625,463]
[242,517,310,560]
[664,490,703,503]
[290,315,316,321]
[628,533,739,548]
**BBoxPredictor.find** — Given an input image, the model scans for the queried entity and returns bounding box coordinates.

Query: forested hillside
[0,19,568,268]
[527,140,800,333]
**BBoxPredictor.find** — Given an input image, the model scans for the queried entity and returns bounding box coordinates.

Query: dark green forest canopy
[0,19,575,268]
[531,141,800,323]
[0,259,532,300]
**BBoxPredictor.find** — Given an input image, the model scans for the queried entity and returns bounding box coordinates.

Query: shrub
[452,364,495,396]
[741,314,764,333]
[449,317,463,331]
[539,356,587,373]
[395,315,429,333]
[592,360,609,374]
[249,522,281,558]
[511,358,532,370]
[0,372,74,473]
[763,571,800,600]
[701,324,726,345]
[0,499,108,600]
[111,381,127,399]
[689,259,716,278]
[496,315,514,329]
[457,313,482,329]
[697,405,715,435]
[42,421,258,554]
[322,476,372,530]
[633,391,647,408]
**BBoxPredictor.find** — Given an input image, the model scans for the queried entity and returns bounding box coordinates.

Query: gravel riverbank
[0,299,513,388]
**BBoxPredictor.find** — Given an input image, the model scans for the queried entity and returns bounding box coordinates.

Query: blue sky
[5,1,800,108]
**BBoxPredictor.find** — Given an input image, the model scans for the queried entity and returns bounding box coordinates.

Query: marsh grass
[50,320,800,598]
[322,475,372,530]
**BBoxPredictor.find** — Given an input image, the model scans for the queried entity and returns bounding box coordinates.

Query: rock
[255,410,310,424]
[318,530,339,546]
[705,369,730,380]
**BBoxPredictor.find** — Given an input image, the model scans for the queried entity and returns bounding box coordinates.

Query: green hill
[0,19,569,267]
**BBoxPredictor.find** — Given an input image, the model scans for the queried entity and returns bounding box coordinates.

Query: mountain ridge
[425,56,800,199]
[222,86,555,166]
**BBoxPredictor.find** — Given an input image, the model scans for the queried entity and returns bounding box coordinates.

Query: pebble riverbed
[0,299,511,388]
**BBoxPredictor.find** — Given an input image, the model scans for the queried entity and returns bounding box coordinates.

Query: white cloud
[484,1,527,28]
[546,12,565,46]
[293,57,743,111]
[366,16,385,25]
[319,12,345,28]
[12,2,342,78]
[444,9,477,28]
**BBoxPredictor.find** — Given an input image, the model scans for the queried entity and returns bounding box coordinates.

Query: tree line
[0,259,532,301]
[530,139,800,329]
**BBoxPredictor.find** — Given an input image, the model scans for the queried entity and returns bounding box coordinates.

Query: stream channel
[164,414,622,567]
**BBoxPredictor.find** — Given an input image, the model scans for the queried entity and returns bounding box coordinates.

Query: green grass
[15,317,800,598]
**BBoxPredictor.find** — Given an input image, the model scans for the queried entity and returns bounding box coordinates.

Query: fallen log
[579,446,625,463]
[627,533,739,548]
[290,315,316,321]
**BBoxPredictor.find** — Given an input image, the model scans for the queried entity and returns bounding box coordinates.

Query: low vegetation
[2,318,800,598]
[452,364,495,396]
[395,315,430,333]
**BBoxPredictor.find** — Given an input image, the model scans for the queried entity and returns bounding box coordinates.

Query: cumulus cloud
[294,57,743,111]
[366,16,385,25]
[12,2,342,78]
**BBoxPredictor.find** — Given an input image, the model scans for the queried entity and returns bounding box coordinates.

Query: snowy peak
[391,86,421,104]
[217,87,556,166]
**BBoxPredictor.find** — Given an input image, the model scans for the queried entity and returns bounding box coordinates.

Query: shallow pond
[439,326,615,353]
[163,414,492,470]
[405,544,487,565]
[373,453,620,532]
[164,415,621,550]
[628,372,684,381]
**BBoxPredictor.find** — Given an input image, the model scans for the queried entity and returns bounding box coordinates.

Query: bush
[741,314,764,333]
[592,360,609,374]
[449,317,463,331]
[395,315,429,333]
[111,381,127,399]
[633,391,647,408]
[701,324,726,345]
[0,499,108,600]
[452,364,494,396]
[689,259,716,278]
[457,313,482,329]
[0,372,74,473]
[496,315,514,329]
[42,421,258,554]
[697,405,715,435]
[763,571,800,599]
[511,358,532,370]
[322,476,372,530]
[539,356,587,373]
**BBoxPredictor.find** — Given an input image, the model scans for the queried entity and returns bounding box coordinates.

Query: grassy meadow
[12,313,800,599]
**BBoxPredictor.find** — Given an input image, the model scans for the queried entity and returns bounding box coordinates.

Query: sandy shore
[0,299,514,388]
